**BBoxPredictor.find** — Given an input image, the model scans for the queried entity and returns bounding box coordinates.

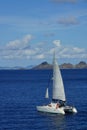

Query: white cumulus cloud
[6,34,33,49]
[73,47,85,53]
[35,54,45,59]
[53,40,61,47]
[0,35,87,64]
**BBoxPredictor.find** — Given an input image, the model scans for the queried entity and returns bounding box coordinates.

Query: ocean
[0,69,87,130]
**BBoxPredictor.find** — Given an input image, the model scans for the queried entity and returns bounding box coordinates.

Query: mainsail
[52,52,66,101]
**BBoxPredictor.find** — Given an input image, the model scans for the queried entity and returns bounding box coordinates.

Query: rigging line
[47,70,52,88]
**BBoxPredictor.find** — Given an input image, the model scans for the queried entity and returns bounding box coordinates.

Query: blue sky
[0,0,87,67]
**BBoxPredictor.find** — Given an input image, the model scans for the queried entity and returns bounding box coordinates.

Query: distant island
[0,61,87,70]
[32,61,87,70]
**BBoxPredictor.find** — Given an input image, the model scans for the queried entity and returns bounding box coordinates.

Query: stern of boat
[64,106,77,114]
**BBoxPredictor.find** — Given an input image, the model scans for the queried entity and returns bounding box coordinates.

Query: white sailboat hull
[37,103,65,115]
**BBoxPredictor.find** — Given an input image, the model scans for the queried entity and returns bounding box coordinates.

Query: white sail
[52,52,66,101]
[45,88,49,98]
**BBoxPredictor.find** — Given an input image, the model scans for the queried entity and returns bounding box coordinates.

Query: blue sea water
[0,69,87,130]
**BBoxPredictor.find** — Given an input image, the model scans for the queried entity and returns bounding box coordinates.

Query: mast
[52,51,66,102]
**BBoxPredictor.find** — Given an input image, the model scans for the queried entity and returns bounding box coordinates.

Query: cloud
[51,0,77,3]
[22,35,33,44]
[57,16,79,26]
[6,34,33,49]
[44,33,55,37]
[0,35,87,63]
[0,34,35,60]
[73,47,85,53]
[47,40,87,59]
[53,40,61,47]
[6,40,21,49]
[35,54,45,59]
[56,46,87,58]
[0,10,84,33]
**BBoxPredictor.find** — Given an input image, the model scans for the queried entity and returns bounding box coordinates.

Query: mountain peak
[32,61,52,70]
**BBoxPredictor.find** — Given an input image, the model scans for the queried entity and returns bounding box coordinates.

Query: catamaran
[37,52,77,115]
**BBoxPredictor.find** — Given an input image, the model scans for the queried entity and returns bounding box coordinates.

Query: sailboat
[37,52,77,115]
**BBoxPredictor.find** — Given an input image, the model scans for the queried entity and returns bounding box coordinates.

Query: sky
[0,0,87,67]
